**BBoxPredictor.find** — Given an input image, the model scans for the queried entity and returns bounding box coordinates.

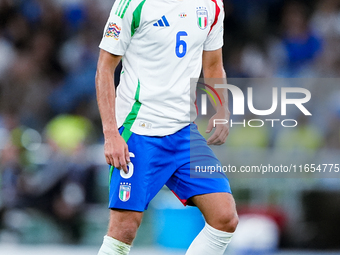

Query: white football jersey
[99,0,224,136]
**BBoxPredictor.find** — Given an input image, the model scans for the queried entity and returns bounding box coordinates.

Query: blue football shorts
[108,123,231,211]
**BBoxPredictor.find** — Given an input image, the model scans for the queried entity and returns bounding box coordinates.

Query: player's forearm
[203,66,230,118]
[96,50,122,137]
[202,49,230,118]
[96,67,119,136]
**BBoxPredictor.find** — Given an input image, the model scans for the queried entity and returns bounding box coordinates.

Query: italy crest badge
[119,183,131,202]
[197,7,208,30]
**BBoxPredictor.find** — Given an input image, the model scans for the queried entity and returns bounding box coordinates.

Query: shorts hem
[173,190,232,207]
[108,206,145,212]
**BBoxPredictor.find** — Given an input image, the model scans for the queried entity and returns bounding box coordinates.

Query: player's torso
[121,0,219,101]
[116,0,221,135]
[129,0,215,61]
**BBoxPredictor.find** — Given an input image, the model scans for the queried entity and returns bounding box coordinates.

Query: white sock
[97,235,131,255]
[185,222,234,255]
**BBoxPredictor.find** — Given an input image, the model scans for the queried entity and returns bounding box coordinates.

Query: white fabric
[185,222,234,255]
[99,0,224,136]
[97,235,131,255]
[229,214,279,251]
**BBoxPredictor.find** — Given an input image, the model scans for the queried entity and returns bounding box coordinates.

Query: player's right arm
[96,50,130,174]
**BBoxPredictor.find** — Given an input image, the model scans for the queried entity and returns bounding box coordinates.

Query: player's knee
[226,213,239,233]
[109,220,140,244]
[212,210,238,233]
[108,213,142,244]
[120,225,139,244]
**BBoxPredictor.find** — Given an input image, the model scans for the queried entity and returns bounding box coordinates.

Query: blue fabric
[20,0,42,24]
[283,33,322,70]
[108,123,231,211]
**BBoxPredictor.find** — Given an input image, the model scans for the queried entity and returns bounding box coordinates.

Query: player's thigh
[191,192,238,232]
[167,123,233,205]
[108,209,143,244]
[109,127,176,211]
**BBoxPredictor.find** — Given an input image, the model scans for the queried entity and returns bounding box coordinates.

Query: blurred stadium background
[1,0,340,254]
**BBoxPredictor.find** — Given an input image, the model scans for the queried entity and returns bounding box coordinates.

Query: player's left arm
[202,48,230,145]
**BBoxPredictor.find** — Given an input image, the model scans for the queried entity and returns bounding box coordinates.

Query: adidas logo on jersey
[153,15,170,27]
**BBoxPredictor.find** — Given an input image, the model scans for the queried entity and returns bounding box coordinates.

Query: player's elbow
[202,64,225,79]
[95,68,109,90]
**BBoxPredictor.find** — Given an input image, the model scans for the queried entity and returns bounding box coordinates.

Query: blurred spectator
[0,1,107,241]
[0,112,29,234]
[280,1,323,76]
[311,0,340,39]
[19,115,98,243]
[0,142,23,217]
[0,0,106,131]
[311,0,340,76]
[0,33,15,81]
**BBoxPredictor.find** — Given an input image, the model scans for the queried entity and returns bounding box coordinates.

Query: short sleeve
[99,0,135,56]
[203,0,225,51]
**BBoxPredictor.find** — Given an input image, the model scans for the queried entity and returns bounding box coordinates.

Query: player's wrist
[216,107,230,118]
[103,128,120,137]
[224,108,231,119]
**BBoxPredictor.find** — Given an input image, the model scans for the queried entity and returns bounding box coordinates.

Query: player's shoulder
[201,0,224,10]
[202,0,224,16]
[199,0,223,5]
[114,0,147,7]
[129,0,148,7]
[111,0,148,17]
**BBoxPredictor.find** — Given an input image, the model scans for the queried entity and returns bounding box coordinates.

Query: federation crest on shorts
[197,7,208,30]
[105,22,121,40]
[119,183,131,202]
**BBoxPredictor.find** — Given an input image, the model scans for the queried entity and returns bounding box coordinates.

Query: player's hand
[206,110,230,145]
[104,131,130,174]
